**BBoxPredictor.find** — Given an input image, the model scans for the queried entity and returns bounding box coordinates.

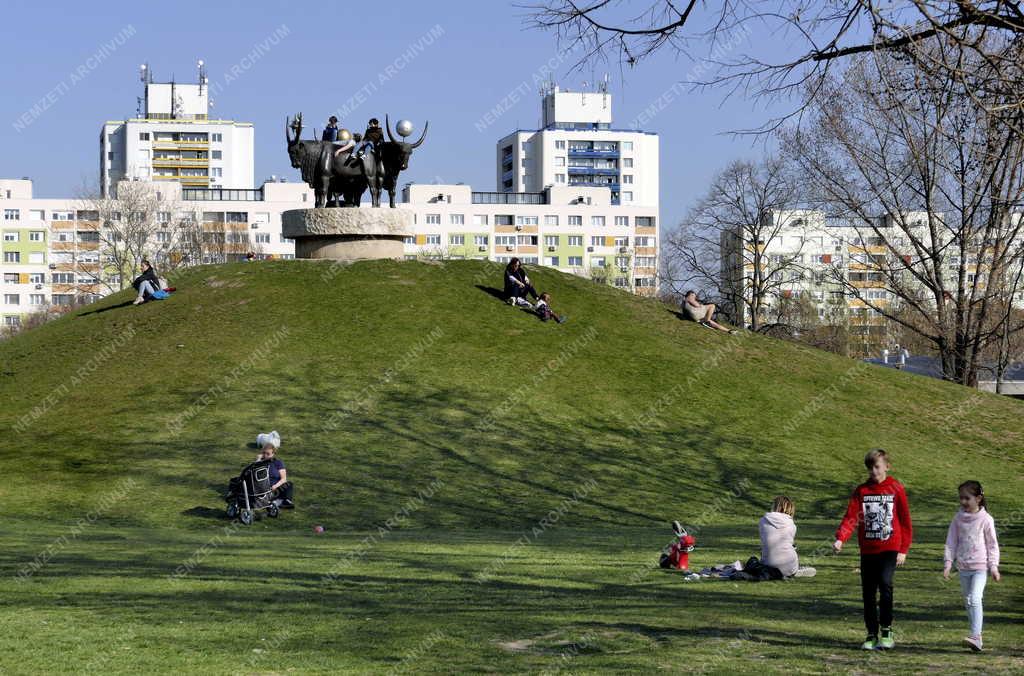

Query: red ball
[313,525,324,534]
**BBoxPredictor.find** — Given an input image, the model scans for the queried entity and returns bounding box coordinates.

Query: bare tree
[525,1,1024,134]
[782,41,1024,385]
[661,157,806,330]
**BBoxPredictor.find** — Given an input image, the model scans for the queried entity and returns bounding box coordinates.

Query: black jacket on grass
[132,267,160,292]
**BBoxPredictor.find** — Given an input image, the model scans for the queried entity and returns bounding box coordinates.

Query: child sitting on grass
[833,448,912,651]
[535,292,566,323]
[943,480,1000,652]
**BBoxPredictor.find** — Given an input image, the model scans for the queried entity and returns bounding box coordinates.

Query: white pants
[959,569,987,637]
[136,280,156,300]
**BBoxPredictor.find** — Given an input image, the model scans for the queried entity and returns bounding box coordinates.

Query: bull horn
[410,120,429,148]
[286,116,294,145]
[385,114,397,143]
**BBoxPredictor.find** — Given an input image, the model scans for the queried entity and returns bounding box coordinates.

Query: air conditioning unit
[515,225,523,231]
[619,247,629,253]
[48,263,56,269]
[35,284,43,290]
[586,246,594,252]
[547,246,556,252]
[505,246,514,252]
[619,266,629,273]
[250,223,259,229]
[478,245,487,252]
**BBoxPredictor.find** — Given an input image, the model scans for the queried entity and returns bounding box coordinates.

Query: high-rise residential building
[100,63,254,197]
[494,85,658,208]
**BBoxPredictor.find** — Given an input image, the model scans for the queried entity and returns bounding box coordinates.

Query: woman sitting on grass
[760,495,815,578]
[682,290,735,333]
[504,257,539,307]
[131,260,160,305]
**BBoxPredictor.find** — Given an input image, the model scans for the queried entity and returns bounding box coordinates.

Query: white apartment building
[495,86,659,208]
[101,66,254,197]
[401,183,658,293]
[721,208,1024,355]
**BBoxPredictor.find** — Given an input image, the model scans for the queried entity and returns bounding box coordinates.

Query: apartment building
[101,66,254,197]
[721,209,1024,355]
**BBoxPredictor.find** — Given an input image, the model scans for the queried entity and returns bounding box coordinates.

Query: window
[52,294,74,306]
[635,216,655,228]
[621,141,633,151]
[211,150,222,160]
[52,211,74,221]
[635,277,656,288]
[546,256,559,266]
[29,209,44,220]
[4,252,20,263]
[139,132,150,141]
[255,233,271,244]
[517,235,538,246]
[425,214,441,224]
[211,167,223,178]
[403,236,415,244]
[29,252,44,264]
[555,140,566,149]
[29,294,45,305]
[495,215,514,226]
[554,157,565,167]
[279,234,294,243]
[28,273,44,284]
[592,257,606,267]
[541,215,558,226]
[495,235,516,246]
[591,236,604,247]
[568,215,582,226]
[555,174,565,184]
[3,273,16,283]
[635,236,654,247]
[614,237,629,247]
[544,235,559,246]
[635,256,656,268]
[51,273,73,284]
[614,216,629,227]
[623,158,633,168]
[449,234,465,245]
[3,232,17,241]
[568,255,583,266]
[449,214,464,225]
[568,235,583,247]
[516,216,538,226]
[2,316,19,326]
[77,231,100,243]
[473,235,489,245]
[614,277,630,288]
[155,231,171,243]
[212,133,223,142]
[591,216,605,227]
[621,192,633,201]
[473,214,488,226]
[425,234,441,245]
[3,209,20,220]
[4,294,19,305]
[622,175,633,184]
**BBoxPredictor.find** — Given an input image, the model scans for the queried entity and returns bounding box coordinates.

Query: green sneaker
[877,627,895,650]
[861,635,878,650]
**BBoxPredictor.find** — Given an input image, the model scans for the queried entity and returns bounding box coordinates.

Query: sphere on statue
[396,119,414,137]
[338,128,352,142]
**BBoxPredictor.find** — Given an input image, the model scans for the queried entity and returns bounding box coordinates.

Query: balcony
[471,192,546,205]
[152,158,209,167]
[567,148,619,158]
[567,166,619,176]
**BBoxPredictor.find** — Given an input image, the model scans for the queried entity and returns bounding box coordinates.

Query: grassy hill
[1,259,1021,674]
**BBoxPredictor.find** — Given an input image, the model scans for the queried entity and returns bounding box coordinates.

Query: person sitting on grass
[131,260,160,305]
[535,292,567,323]
[258,439,294,509]
[504,257,539,307]
[759,496,815,578]
[682,290,735,333]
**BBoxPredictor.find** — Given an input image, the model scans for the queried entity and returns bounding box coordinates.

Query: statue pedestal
[281,208,413,261]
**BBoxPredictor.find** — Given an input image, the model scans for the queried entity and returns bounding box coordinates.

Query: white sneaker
[793,567,817,577]
[964,636,983,652]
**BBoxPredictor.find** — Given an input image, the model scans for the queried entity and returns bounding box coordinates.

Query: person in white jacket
[760,496,800,578]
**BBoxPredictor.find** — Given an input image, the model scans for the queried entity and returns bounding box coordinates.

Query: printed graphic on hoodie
[862,494,894,540]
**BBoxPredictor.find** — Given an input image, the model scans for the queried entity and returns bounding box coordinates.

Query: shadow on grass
[475,285,507,303]
[75,300,135,317]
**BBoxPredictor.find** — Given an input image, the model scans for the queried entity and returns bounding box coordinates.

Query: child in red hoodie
[832,448,913,651]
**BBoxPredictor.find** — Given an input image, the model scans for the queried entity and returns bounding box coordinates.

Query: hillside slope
[3,259,1022,530]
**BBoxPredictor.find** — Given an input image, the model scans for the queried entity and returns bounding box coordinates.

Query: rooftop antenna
[197,59,207,96]
[580,81,589,104]
[139,62,152,84]
[600,73,609,109]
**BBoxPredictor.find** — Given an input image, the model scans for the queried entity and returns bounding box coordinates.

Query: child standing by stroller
[535,292,567,324]
[943,480,1000,652]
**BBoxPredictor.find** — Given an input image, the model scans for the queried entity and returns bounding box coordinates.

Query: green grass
[1,259,1022,673]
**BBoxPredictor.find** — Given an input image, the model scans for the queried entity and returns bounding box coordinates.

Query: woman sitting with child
[682,290,735,333]
[504,257,539,307]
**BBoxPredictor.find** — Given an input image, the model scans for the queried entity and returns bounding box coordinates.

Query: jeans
[959,570,987,637]
[507,282,539,301]
[272,481,293,502]
[136,280,156,300]
[860,551,898,635]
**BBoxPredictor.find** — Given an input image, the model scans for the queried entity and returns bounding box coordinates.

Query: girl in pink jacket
[943,480,1001,652]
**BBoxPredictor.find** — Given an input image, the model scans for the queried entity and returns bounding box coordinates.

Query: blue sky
[0,0,788,229]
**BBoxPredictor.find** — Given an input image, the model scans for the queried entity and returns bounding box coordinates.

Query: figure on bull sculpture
[286,112,427,209]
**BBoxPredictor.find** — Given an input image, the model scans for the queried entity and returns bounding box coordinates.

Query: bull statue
[285,112,427,209]
[379,114,429,208]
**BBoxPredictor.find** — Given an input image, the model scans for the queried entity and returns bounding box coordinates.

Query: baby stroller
[225,459,280,524]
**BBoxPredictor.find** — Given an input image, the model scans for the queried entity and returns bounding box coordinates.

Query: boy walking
[832,448,913,650]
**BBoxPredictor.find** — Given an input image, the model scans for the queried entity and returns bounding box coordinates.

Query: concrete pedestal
[282,208,413,261]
